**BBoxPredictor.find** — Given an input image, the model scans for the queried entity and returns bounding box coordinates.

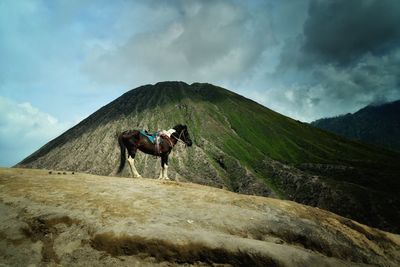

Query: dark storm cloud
[268,0,400,121]
[302,0,400,66]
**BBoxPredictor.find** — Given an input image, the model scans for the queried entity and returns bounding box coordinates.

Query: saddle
[139,130,173,155]
[140,130,158,144]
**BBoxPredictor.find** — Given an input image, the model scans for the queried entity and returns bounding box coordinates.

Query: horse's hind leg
[127,149,142,178]
[158,163,163,180]
[158,156,163,179]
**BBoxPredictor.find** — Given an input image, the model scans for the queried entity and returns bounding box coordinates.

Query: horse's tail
[117,133,126,173]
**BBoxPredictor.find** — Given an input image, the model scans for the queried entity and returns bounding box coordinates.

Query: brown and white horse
[117,124,192,179]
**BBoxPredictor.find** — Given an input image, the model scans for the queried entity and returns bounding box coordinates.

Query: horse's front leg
[127,149,142,178]
[159,154,169,180]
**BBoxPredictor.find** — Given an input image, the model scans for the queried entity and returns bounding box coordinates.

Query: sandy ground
[0,168,399,267]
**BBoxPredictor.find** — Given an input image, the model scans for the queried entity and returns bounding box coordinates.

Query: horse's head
[173,124,193,147]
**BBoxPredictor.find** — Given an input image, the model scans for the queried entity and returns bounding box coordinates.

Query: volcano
[17,81,400,233]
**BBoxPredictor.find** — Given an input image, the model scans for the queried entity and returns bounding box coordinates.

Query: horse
[117,124,193,180]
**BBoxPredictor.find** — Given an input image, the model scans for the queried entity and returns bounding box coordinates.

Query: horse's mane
[173,124,187,132]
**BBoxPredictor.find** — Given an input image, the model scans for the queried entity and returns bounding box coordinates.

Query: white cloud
[0,97,70,166]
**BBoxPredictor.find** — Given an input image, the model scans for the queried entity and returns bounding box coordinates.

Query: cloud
[79,0,400,123]
[82,0,274,87]
[301,0,400,66]
[266,0,400,121]
[0,97,69,166]
[269,51,400,121]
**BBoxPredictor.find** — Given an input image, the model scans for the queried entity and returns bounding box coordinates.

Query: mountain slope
[17,82,400,233]
[1,168,400,267]
[311,100,400,152]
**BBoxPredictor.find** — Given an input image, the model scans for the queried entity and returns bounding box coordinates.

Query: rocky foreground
[0,168,399,266]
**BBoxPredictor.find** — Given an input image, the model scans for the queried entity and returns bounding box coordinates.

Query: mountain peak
[154,80,189,86]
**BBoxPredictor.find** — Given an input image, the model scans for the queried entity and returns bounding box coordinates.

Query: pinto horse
[117,124,192,179]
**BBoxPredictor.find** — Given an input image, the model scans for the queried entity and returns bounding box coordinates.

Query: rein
[152,129,186,157]
[162,134,174,147]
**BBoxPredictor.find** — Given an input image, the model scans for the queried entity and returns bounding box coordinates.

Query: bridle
[171,129,189,147]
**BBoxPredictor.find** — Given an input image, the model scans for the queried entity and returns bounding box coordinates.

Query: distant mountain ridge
[17,82,400,233]
[311,100,400,152]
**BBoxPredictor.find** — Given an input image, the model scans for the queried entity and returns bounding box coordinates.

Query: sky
[1,0,400,166]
